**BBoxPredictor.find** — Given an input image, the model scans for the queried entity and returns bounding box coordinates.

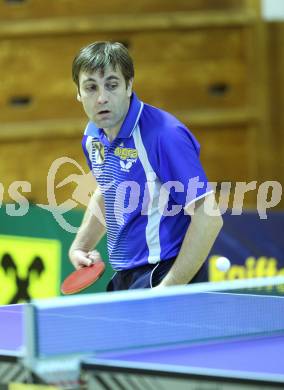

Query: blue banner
[208,211,284,282]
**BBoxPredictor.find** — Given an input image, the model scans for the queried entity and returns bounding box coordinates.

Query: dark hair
[72,41,134,89]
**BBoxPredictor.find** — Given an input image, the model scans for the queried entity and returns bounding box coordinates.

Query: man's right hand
[69,249,102,270]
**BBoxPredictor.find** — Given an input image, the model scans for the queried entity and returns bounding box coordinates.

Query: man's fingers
[87,250,102,262]
[70,249,101,270]
[78,258,92,268]
[74,253,93,269]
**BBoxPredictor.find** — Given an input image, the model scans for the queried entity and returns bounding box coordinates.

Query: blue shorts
[107,258,208,291]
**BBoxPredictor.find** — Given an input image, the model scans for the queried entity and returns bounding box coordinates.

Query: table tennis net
[32,277,284,358]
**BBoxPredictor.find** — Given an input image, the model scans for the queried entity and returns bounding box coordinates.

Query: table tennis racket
[61,261,105,295]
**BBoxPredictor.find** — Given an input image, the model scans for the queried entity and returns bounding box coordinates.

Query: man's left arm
[159,192,223,287]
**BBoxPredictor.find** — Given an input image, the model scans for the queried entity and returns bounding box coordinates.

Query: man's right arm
[69,187,106,269]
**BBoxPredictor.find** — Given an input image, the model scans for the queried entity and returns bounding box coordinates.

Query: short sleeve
[82,135,92,170]
[156,125,212,207]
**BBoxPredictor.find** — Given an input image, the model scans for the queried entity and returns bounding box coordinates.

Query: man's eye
[106,83,118,90]
[86,85,97,91]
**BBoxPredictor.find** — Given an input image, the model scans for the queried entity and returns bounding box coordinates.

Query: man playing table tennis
[69,41,223,291]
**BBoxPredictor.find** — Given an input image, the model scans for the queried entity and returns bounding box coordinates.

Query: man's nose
[97,88,108,104]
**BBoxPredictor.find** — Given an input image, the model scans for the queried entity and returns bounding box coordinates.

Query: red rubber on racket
[61,261,105,295]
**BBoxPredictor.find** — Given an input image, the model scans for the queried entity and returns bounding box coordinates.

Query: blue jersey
[82,93,212,271]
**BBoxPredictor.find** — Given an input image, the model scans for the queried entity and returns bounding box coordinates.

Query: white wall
[262,0,284,21]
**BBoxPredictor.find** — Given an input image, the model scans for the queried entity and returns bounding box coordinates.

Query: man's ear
[127,78,134,98]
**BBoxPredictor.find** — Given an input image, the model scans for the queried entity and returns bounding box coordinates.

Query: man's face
[77,65,133,136]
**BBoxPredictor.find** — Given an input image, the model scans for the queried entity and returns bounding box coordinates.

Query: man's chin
[92,118,113,128]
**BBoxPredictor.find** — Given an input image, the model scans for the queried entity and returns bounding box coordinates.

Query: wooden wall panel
[195,126,256,183]
[0,136,93,206]
[0,28,251,124]
[0,0,246,20]
[191,123,261,209]
[0,125,257,207]
[267,23,284,168]
[1,1,279,210]
[265,22,284,208]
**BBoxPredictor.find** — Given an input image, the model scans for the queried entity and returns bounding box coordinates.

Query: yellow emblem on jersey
[114,146,138,160]
[93,141,105,164]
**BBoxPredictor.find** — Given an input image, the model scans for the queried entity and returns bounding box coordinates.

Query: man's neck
[103,126,120,143]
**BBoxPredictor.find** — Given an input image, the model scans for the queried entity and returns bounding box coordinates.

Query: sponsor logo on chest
[115,144,138,172]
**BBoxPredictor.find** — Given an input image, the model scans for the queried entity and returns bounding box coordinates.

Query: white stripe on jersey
[133,125,162,264]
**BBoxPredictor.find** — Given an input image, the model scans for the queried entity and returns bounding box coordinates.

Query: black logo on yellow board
[0,235,61,304]
[1,253,45,304]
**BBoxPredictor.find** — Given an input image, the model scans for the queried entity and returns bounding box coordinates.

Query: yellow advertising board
[9,385,59,390]
[0,235,61,304]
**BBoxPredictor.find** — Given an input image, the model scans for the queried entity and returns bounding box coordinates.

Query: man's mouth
[97,110,111,115]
